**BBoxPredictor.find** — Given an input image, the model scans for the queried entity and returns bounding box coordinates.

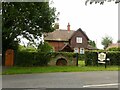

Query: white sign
[98,52,106,62]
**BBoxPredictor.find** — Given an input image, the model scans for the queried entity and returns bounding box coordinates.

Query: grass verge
[2,65,119,75]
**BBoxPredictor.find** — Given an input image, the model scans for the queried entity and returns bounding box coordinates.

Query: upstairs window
[76,37,82,43]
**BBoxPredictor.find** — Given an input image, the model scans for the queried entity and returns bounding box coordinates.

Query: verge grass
[2,65,119,75]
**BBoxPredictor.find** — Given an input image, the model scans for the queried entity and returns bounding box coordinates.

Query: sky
[51,0,118,49]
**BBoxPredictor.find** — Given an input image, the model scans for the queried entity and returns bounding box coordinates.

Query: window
[76,37,82,43]
[80,48,84,54]
[74,48,79,53]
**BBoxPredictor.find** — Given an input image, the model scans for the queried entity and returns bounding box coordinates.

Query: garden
[2,44,120,75]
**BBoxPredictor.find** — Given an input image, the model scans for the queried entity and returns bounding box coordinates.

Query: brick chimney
[67,23,70,31]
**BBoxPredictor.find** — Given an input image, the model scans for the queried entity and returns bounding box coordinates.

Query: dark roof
[70,28,89,40]
[44,29,75,41]
[87,45,98,50]
[44,28,89,41]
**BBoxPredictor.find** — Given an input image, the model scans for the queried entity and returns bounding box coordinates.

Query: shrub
[107,51,120,65]
[85,51,98,66]
[107,47,120,51]
[15,51,51,66]
[18,45,37,52]
[14,51,77,67]
[85,51,120,66]
[37,42,54,53]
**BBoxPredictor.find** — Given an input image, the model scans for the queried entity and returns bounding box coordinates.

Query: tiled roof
[106,43,120,50]
[44,29,75,41]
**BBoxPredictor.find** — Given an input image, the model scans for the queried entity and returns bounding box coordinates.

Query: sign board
[98,52,106,62]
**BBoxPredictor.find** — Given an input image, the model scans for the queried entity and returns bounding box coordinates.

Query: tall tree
[101,36,113,49]
[2,2,57,52]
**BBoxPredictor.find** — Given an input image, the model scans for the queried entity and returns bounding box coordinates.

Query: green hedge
[107,51,120,65]
[85,51,98,66]
[14,51,77,67]
[15,51,51,66]
[85,51,120,66]
[107,47,120,51]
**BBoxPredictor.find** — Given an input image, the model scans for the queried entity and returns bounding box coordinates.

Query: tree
[88,40,96,48]
[85,0,120,5]
[101,36,113,49]
[2,2,57,52]
[37,42,54,53]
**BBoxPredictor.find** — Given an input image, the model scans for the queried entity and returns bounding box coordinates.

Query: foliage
[15,51,77,67]
[85,51,98,66]
[2,2,57,52]
[107,47,120,51]
[18,45,37,52]
[85,51,120,66]
[37,42,54,53]
[88,40,96,48]
[85,0,120,5]
[107,52,120,65]
[15,51,51,66]
[101,36,113,49]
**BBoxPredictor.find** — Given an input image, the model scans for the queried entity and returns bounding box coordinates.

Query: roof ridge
[57,29,75,31]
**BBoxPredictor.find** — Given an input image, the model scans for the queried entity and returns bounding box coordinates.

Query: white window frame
[80,48,84,54]
[74,48,79,53]
[76,37,82,43]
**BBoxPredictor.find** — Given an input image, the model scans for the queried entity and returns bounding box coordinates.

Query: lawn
[2,61,119,75]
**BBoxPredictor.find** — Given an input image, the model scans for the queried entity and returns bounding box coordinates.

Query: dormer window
[76,37,82,43]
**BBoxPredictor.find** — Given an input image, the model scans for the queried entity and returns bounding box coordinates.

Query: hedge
[15,50,120,66]
[107,51,120,65]
[85,51,120,66]
[15,51,51,66]
[14,51,77,67]
[85,51,98,66]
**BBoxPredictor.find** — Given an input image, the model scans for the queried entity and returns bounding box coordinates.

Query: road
[2,71,119,88]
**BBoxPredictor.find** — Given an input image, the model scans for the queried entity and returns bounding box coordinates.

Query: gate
[5,49,14,66]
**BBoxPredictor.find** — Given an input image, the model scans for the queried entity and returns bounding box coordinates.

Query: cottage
[44,23,90,53]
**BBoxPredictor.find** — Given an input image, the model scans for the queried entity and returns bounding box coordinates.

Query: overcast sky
[51,0,118,49]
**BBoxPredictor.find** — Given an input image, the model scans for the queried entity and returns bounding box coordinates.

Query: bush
[15,51,51,66]
[107,51,120,65]
[14,51,77,67]
[85,51,98,66]
[85,51,120,66]
[107,47,120,51]
[37,42,54,53]
[18,45,37,52]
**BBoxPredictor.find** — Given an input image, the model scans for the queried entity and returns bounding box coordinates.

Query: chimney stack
[67,23,70,31]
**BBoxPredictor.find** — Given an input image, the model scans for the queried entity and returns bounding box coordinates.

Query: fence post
[76,53,78,66]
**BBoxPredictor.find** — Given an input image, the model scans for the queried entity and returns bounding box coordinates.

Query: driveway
[2,71,119,88]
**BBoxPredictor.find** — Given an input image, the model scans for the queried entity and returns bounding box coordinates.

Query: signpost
[74,48,79,66]
[98,52,107,68]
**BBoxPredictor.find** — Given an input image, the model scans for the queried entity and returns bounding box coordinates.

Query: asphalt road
[2,71,119,88]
